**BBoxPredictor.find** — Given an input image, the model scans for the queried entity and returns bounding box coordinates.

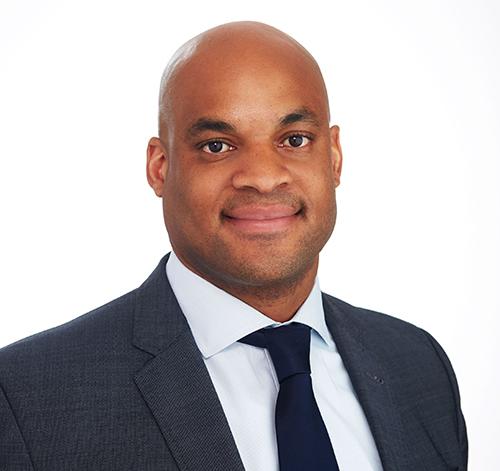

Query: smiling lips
[223,204,301,233]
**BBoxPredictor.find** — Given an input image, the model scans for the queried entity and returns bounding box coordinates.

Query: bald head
[158,21,330,135]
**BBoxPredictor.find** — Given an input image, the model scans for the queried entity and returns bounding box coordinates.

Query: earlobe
[329,125,343,188]
[146,137,168,197]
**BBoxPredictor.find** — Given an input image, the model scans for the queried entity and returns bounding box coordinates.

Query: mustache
[222,192,305,214]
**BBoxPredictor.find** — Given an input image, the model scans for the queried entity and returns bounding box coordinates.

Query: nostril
[231,167,292,194]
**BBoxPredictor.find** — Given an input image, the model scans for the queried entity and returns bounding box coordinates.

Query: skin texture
[147,22,342,322]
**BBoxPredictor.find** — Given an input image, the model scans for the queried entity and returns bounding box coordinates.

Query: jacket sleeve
[421,329,469,470]
[0,382,35,470]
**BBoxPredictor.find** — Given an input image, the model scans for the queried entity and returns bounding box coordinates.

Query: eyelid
[198,138,236,154]
[279,132,315,148]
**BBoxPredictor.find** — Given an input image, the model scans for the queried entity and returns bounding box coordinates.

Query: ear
[146,137,168,197]
[329,125,343,188]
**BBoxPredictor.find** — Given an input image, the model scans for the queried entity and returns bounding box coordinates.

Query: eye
[281,134,312,148]
[201,140,235,154]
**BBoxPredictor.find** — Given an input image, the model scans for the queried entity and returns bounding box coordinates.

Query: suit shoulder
[321,292,453,364]
[0,289,138,364]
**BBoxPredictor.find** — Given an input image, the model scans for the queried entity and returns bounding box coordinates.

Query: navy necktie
[239,322,340,471]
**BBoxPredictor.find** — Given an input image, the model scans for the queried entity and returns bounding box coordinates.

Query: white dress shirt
[166,251,383,471]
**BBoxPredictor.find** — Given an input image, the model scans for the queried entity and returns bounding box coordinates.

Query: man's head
[147,21,342,295]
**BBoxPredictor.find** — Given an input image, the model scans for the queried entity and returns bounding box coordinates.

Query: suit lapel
[322,294,409,471]
[132,254,244,471]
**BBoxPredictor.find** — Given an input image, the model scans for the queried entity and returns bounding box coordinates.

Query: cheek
[297,159,336,209]
[164,161,225,226]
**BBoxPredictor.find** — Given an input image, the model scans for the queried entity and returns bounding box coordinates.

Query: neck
[227,266,317,322]
[177,253,319,323]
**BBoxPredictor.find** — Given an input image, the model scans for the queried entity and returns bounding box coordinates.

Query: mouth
[222,204,303,234]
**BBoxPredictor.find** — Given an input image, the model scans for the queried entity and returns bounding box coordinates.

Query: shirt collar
[166,251,334,358]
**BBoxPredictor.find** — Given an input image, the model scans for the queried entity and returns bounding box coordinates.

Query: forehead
[164,41,330,134]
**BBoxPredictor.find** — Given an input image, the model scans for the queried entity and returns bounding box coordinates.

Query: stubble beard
[202,210,336,303]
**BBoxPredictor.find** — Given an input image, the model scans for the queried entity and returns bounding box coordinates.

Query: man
[0,21,467,470]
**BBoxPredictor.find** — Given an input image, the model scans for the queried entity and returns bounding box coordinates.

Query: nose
[231,145,292,193]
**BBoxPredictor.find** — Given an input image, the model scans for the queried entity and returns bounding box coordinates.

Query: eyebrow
[279,107,321,128]
[187,118,236,137]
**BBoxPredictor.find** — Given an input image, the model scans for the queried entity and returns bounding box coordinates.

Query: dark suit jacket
[0,254,467,470]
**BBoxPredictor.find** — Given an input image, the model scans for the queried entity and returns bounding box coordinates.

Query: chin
[224,251,316,287]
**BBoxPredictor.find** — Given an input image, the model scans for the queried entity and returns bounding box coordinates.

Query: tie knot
[239,322,311,383]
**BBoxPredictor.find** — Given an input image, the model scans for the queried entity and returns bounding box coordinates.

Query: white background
[1,0,498,469]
